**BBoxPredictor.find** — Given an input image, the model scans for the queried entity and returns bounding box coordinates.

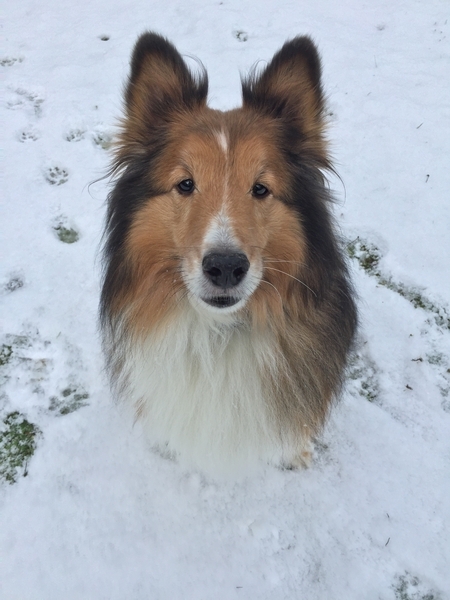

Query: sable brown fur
[100,32,357,473]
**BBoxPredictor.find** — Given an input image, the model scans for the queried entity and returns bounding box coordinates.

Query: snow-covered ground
[1,0,449,598]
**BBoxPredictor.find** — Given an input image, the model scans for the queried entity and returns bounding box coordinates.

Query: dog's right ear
[122,32,208,129]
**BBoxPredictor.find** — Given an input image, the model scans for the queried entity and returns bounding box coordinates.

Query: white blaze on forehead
[202,207,237,251]
[215,129,228,154]
[201,129,233,251]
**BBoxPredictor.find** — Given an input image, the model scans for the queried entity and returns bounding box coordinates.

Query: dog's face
[126,110,307,319]
[105,34,329,332]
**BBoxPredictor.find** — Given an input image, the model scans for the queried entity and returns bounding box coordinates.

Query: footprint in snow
[7,86,45,117]
[44,164,69,186]
[1,56,24,67]
[51,215,79,243]
[91,127,113,150]
[3,273,25,293]
[392,571,443,600]
[18,126,40,142]
[64,128,86,142]
[49,386,89,415]
[0,330,90,417]
[64,126,112,147]
[233,30,248,42]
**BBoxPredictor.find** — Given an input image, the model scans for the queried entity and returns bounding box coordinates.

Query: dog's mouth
[202,295,241,308]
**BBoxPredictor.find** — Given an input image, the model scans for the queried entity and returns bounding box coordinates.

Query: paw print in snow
[18,126,40,142]
[49,386,89,415]
[1,56,24,67]
[7,87,45,117]
[233,30,248,42]
[51,215,79,243]
[3,273,25,293]
[44,164,69,186]
[92,126,113,149]
[65,128,86,142]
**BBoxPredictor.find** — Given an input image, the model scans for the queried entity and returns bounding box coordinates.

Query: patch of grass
[347,350,380,403]
[393,572,441,600]
[0,412,41,484]
[426,353,444,366]
[379,278,450,329]
[347,237,450,330]
[347,238,381,275]
[5,334,31,348]
[0,345,13,367]
[49,386,89,415]
[424,352,450,407]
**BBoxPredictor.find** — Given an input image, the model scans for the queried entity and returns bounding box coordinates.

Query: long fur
[100,32,357,475]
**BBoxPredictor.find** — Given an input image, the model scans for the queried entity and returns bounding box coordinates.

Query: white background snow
[1,0,449,598]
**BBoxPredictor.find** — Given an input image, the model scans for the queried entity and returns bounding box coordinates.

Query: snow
[1,0,449,598]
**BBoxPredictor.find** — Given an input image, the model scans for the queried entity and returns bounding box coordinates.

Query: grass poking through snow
[0,412,41,484]
[347,237,450,330]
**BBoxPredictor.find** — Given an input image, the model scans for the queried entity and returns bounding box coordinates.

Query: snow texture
[1,0,449,598]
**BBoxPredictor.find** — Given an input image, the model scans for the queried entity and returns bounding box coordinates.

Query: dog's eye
[252,183,270,198]
[177,179,195,195]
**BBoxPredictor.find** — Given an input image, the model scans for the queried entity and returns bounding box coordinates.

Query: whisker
[264,267,317,297]
[260,279,283,305]
[264,259,309,268]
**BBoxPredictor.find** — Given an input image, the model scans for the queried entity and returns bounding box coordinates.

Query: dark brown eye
[252,183,270,198]
[177,179,195,194]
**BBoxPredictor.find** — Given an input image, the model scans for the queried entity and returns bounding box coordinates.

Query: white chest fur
[119,308,290,475]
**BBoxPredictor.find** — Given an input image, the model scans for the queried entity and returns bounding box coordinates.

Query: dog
[100,32,357,475]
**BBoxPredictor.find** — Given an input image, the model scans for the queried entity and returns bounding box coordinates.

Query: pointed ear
[242,37,326,153]
[122,32,208,128]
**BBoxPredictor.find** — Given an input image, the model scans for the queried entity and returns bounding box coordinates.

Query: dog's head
[103,33,334,333]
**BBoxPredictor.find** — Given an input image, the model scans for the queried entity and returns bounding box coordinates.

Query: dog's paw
[281,436,313,470]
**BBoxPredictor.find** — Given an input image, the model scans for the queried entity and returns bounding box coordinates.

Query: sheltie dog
[100,32,357,475]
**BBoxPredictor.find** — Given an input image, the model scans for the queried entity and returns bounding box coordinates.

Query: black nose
[202,252,250,288]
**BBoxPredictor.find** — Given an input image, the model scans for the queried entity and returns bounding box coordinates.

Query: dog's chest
[123,313,283,472]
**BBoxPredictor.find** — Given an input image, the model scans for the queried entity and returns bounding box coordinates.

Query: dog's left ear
[242,37,326,153]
